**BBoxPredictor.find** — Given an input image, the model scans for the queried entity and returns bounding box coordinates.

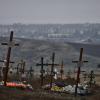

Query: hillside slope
[0,37,99,72]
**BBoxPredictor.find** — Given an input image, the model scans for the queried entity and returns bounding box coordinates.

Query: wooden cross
[88,70,95,87]
[1,31,19,86]
[60,60,64,79]
[72,48,88,96]
[36,57,46,87]
[36,53,59,88]
[47,52,59,89]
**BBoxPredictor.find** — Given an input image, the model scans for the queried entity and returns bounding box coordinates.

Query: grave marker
[1,31,19,86]
[72,48,88,96]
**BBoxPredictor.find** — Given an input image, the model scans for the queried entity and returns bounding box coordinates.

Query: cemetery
[0,31,100,100]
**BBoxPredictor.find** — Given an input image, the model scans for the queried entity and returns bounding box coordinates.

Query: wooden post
[40,57,45,87]
[72,48,88,96]
[1,31,19,86]
[50,52,55,88]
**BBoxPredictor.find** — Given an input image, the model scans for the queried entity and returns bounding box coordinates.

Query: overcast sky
[0,0,100,24]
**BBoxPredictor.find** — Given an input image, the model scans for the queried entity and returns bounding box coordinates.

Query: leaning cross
[72,48,88,96]
[1,31,19,86]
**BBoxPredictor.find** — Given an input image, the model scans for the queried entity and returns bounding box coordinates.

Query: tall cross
[60,60,64,79]
[1,31,19,86]
[72,48,88,96]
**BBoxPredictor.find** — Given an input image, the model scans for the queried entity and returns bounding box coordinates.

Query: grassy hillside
[0,37,99,72]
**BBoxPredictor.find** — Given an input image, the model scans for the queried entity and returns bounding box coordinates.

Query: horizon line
[0,22,100,25]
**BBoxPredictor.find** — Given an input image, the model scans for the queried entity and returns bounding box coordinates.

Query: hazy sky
[0,0,100,24]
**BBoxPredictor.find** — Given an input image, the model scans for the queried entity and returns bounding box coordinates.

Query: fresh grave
[0,81,33,91]
[42,81,91,95]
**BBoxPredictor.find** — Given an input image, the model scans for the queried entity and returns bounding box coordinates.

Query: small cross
[72,48,88,96]
[1,31,19,86]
